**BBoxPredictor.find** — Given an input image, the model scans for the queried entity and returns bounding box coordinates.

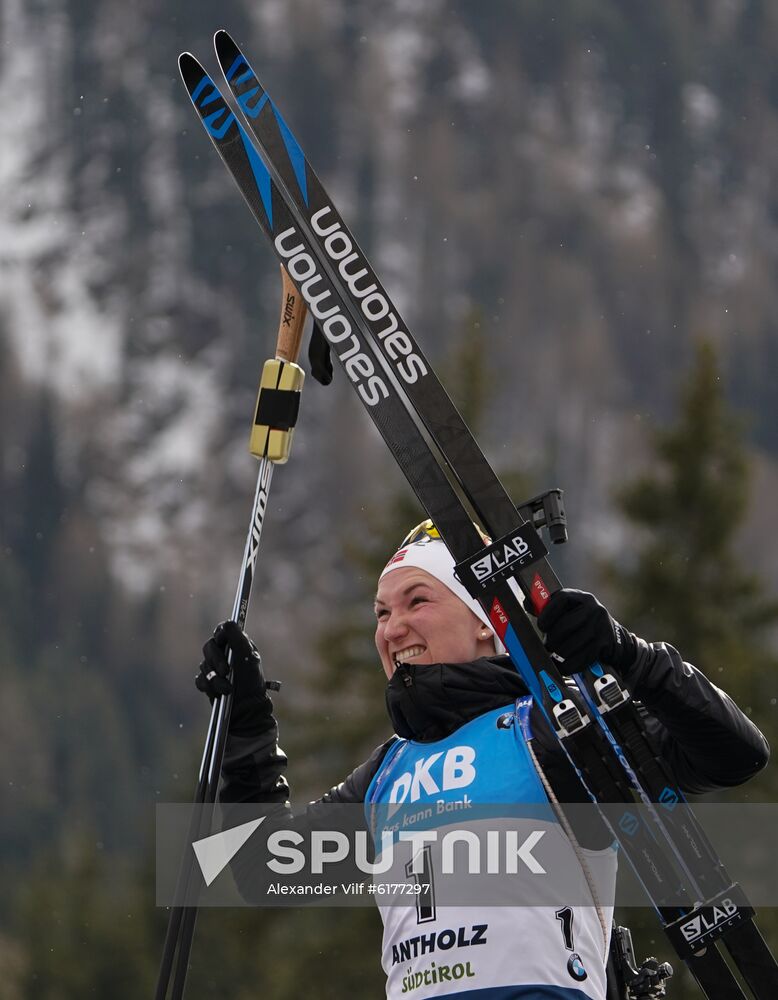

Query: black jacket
[220,638,769,828]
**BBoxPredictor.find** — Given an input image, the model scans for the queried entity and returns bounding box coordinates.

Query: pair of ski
[173,30,777,1000]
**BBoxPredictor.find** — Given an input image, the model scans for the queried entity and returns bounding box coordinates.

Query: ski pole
[155,265,308,1000]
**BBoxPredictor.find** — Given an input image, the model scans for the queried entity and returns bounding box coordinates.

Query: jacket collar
[385,656,527,742]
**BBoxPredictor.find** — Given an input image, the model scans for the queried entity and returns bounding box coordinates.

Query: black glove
[308,321,333,385]
[536,589,637,675]
[195,621,280,732]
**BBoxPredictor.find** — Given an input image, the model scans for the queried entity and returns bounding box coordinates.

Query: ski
[178,42,776,999]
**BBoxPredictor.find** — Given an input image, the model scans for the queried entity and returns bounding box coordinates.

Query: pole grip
[274,265,307,363]
[249,267,308,464]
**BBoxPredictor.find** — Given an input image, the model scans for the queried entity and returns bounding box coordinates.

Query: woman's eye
[376,608,389,621]
[410,596,428,607]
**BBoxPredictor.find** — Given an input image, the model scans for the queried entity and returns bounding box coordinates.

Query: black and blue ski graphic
[222,53,309,208]
[189,69,274,227]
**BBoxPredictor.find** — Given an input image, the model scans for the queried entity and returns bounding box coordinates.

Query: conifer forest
[2,2,778,997]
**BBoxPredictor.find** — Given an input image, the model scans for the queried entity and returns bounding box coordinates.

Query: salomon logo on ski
[659,786,680,810]
[618,812,640,837]
[274,227,389,407]
[311,206,428,386]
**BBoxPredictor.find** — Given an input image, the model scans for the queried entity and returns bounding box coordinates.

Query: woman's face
[374,567,495,680]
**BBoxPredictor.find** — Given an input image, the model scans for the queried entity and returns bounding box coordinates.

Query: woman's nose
[383,611,409,641]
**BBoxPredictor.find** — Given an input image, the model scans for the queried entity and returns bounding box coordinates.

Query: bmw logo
[567,953,587,982]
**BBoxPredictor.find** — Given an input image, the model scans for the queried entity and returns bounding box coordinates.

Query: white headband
[380,534,505,655]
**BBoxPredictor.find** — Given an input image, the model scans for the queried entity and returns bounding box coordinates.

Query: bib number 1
[405,846,436,924]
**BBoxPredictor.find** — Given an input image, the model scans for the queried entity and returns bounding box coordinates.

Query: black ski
[178,42,776,1000]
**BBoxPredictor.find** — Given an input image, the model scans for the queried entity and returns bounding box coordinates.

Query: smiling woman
[374,520,503,679]
[196,519,769,1000]
[374,572,496,679]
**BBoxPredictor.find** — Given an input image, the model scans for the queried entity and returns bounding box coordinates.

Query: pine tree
[607,338,778,713]
[605,339,778,1000]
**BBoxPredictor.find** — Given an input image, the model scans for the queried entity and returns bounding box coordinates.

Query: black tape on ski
[455,523,547,597]
[255,388,301,432]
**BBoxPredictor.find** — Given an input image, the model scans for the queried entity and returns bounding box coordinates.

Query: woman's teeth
[394,645,425,665]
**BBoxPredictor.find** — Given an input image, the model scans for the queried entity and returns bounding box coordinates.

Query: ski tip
[178,52,207,89]
[177,51,194,82]
[214,28,239,63]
